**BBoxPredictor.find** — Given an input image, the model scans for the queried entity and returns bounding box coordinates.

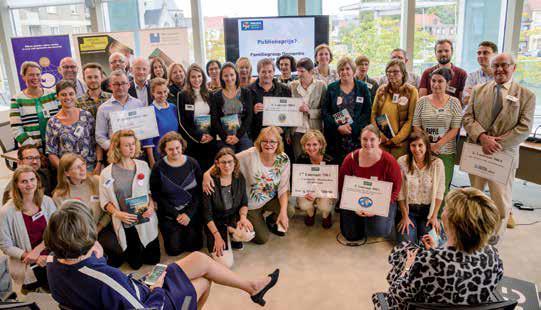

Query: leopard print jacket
[372,242,503,309]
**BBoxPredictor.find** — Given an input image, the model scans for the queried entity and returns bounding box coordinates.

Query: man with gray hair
[463,53,535,238]
[128,57,152,106]
[95,70,147,152]
[101,52,132,92]
[59,57,86,97]
[379,48,420,87]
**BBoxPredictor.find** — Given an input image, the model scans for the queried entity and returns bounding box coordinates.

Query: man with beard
[419,39,467,105]
[77,63,112,118]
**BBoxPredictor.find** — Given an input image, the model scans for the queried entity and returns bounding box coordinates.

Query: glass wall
[517,0,541,133]
[323,0,401,77]
[10,4,91,36]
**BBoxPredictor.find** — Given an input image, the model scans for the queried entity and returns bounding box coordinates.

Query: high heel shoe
[250,268,280,306]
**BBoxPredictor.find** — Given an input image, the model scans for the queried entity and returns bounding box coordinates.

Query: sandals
[251,269,280,306]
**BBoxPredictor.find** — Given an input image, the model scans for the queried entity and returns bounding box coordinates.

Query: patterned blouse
[45,110,96,165]
[314,66,339,86]
[373,242,503,309]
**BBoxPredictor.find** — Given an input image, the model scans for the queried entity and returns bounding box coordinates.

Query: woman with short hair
[167,63,186,102]
[313,44,338,85]
[354,55,379,102]
[206,60,222,92]
[99,130,160,270]
[373,188,503,309]
[150,132,203,256]
[203,127,293,245]
[0,165,56,292]
[45,201,280,309]
[322,56,372,164]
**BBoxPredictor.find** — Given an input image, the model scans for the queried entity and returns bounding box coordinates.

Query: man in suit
[101,52,132,93]
[128,57,152,106]
[463,53,536,238]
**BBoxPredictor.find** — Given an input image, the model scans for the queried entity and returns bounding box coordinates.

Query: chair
[407,300,518,310]
[0,121,17,171]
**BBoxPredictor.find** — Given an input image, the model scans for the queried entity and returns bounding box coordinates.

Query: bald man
[59,57,86,97]
[128,57,152,106]
[101,52,133,93]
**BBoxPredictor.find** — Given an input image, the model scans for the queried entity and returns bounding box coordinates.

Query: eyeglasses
[111,82,129,87]
[261,140,278,146]
[22,156,40,161]
[62,65,77,70]
[386,70,401,75]
[491,63,512,70]
[218,160,235,166]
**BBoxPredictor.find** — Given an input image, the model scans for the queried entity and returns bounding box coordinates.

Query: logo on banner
[150,33,160,43]
[241,20,263,31]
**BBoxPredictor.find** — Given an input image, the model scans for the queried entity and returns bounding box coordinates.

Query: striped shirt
[463,68,493,101]
[10,89,59,148]
[412,96,462,154]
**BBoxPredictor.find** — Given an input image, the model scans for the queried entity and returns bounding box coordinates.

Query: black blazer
[201,174,248,224]
[128,81,153,105]
[176,90,216,144]
[209,88,254,141]
[247,78,291,139]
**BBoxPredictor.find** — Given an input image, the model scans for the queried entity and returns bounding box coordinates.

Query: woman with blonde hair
[373,187,503,309]
[99,129,160,270]
[167,63,186,102]
[0,165,56,292]
[235,57,256,87]
[296,130,335,228]
[202,148,254,267]
[53,153,121,266]
[203,126,293,245]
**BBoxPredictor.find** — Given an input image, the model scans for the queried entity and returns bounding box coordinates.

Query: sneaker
[304,214,315,226]
[231,241,244,250]
[507,212,516,229]
[322,213,333,229]
[266,216,285,237]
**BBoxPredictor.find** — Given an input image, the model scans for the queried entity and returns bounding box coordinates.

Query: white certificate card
[339,175,393,217]
[459,142,514,185]
[110,106,159,140]
[262,97,303,127]
[291,164,339,199]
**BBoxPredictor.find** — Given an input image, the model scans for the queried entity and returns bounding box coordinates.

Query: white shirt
[463,68,494,101]
[193,89,210,117]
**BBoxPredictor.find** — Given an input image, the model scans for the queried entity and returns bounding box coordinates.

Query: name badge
[42,109,51,118]
[104,178,114,188]
[90,195,99,202]
[73,125,84,138]
[336,97,343,106]
[392,93,400,103]
[356,96,364,103]
[366,83,373,89]
[446,85,457,93]
[185,104,195,111]
[506,95,519,102]
[32,211,43,222]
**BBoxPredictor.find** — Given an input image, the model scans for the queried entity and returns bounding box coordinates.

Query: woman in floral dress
[203,126,293,245]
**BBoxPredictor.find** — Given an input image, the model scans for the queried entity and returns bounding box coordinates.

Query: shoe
[251,269,280,306]
[304,213,315,226]
[231,241,244,250]
[322,213,333,229]
[266,216,285,237]
[507,213,516,229]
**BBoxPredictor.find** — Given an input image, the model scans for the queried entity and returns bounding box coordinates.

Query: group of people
[1,37,534,309]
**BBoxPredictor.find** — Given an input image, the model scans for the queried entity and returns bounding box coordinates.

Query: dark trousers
[22,265,48,291]
[124,226,161,270]
[185,141,217,172]
[396,204,430,244]
[216,134,253,153]
[340,202,397,241]
[159,218,203,256]
[98,224,124,268]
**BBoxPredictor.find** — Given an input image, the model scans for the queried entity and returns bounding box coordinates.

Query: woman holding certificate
[370,60,418,158]
[210,62,254,153]
[296,130,335,228]
[177,64,217,171]
[338,125,402,241]
[203,127,292,245]
[322,56,372,165]
[413,67,462,196]
[99,130,160,270]
[372,188,503,309]
[288,58,327,160]
[396,131,445,243]
[150,132,203,256]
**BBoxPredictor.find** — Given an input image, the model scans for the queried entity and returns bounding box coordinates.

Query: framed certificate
[339,175,393,217]
[110,106,159,140]
[262,97,303,127]
[459,142,514,185]
[291,164,339,198]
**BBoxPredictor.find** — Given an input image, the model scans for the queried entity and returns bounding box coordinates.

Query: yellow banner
[79,36,109,52]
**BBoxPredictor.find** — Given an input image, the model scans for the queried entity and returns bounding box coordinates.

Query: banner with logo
[11,35,72,90]
[140,28,190,68]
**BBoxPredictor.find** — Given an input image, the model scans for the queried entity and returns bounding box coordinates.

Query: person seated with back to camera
[45,201,281,309]
[372,188,503,309]
[202,147,255,268]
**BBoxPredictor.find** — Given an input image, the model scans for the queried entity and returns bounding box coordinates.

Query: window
[518,0,541,134]
[10,4,91,37]
[50,26,60,34]
[46,6,57,14]
[70,5,78,15]
[324,0,401,77]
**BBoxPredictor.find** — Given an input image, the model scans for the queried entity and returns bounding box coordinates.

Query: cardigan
[99,160,158,251]
[289,79,327,132]
[396,155,445,219]
[209,87,254,141]
[0,196,56,283]
[201,174,248,223]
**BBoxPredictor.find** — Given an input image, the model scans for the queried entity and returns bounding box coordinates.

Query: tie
[491,84,503,124]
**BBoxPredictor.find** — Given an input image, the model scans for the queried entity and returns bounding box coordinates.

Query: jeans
[340,202,397,241]
[396,204,430,244]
